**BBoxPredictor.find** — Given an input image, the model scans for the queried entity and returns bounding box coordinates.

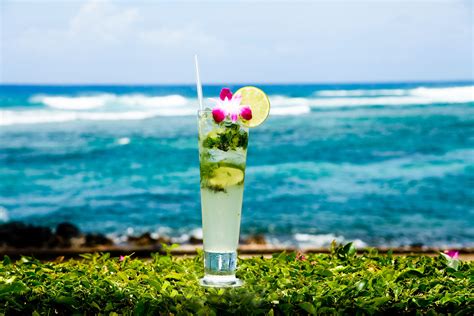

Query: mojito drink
[199,114,248,249]
[197,87,270,287]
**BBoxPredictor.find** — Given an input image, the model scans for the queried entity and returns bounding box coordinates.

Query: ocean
[0,82,473,248]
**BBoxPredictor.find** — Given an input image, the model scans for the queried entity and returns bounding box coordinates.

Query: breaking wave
[0,85,472,126]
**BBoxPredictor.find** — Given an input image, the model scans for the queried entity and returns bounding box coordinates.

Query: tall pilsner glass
[197,110,248,287]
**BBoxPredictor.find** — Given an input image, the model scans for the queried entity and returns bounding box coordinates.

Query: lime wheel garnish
[235,86,270,127]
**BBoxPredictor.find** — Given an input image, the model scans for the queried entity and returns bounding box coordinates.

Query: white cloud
[15,0,138,53]
[3,0,472,83]
[137,26,223,55]
[69,0,139,43]
[15,0,222,55]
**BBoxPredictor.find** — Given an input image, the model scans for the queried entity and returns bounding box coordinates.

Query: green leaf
[343,242,356,257]
[335,242,356,260]
[447,259,460,271]
[2,256,11,266]
[315,269,333,277]
[369,296,390,307]
[395,269,424,281]
[201,123,248,152]
[0,250,471,314]
[90,301,100,310]
[0,281,29,297]
[355,280,367,291]
[164,272,182,280]
[170,289,179,298]
[54,296,76,305]
[299,302,317,315]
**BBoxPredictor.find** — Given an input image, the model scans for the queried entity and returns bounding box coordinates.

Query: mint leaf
[202,124,248,152]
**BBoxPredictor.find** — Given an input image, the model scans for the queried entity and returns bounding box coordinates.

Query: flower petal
[444,250,459,259]
[220,88,233,101]
[212,108,226,123]
[230,113,238,122]
[232,93,242,103]
[240,106,252,121]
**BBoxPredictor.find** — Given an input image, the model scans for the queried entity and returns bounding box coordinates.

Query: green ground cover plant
[0,243,472,315]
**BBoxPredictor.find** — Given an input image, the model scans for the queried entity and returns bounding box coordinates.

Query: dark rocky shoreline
[1,222,472,261]
[0,221,267,250]
[0,222,114,249]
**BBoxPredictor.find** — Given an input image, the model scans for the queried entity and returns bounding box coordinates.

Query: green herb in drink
[202,123,248,152]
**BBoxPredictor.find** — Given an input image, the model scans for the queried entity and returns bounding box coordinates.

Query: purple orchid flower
[240,106,253,121]
[212,108,226,123]
[211,88,252,123]
[220,88,233,101]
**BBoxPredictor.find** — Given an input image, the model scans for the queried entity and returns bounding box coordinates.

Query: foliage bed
[0,243,472,315]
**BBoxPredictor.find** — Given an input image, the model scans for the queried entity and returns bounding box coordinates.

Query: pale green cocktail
[195,85,270,287]
[198,110,248,287]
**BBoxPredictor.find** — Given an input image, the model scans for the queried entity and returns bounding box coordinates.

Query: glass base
[199,275,243,288]
[200,251,243,288]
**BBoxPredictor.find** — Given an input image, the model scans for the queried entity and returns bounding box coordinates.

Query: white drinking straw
[194,54,204,111]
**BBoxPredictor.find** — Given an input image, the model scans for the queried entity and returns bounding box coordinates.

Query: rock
[0,222,53,248]
[243,234,267,245]
[56,222,80,239]
[84,233,113,247]
[157,236,171,244]
[70,236,86,248]
[52,222,81,248]
[128,233,155,246]
[127,233,170,246]
[409,243,424,251]
[188,236,203,245]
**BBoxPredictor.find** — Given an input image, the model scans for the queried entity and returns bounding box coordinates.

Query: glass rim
[197,110,249,129]
[197,109,212,119]
[197,109,212,114]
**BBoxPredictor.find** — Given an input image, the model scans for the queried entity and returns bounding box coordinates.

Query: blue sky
[1,0,472,84]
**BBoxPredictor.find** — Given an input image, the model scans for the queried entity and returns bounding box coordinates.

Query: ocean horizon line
[1,79,473,87]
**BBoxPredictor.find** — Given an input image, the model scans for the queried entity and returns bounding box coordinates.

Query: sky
[0,0,473,84]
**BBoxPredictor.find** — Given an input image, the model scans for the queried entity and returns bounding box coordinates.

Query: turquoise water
[0,83,473,247]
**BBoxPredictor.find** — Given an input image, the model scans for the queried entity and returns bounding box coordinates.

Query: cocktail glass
[198,109,248,287]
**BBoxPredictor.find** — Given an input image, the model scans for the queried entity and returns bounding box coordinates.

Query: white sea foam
[290,233,367,249]
[0,108,194,126]
[117,137,130,145]
[171,228,203,244]
[30,93,188,110]
[315,85,473,98]
[108,227,367,249]
[270,96,311,107]
[1,86,471,126]
[273,86,473,109]
[268,96,311,115]
[410,86,474,99]
[0,206,9,222]
[316,89,407,97]
[294,233,343,247]
[271,105,311,116]
[117,94,188,107]
[30,94,113,110]
[0,110,79,125]
[312,85,474,107]
[310,96,431,107]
